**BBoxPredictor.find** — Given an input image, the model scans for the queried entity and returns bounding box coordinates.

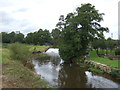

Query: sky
[0,0,119,39]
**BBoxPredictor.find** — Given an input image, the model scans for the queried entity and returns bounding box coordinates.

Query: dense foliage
[115,48,120,55]
[51,28,61,46]
[1,29,52,45]
[1,32,24,43]
[57,3,109,63]
[25,29,51,45]
[92,38,118,55]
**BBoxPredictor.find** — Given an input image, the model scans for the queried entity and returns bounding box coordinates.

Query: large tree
[57,3,109,63]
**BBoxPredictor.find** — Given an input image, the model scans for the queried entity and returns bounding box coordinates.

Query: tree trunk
[96,48,99,55]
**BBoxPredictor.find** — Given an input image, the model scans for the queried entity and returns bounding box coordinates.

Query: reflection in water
[85,71,119,88]
[58,64,89,88]
[32,48,120,88]
[33,60,60,86]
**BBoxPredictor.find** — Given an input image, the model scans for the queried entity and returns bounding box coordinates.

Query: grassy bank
[26,44,50,52]
[88,50,119,69]
[2,44,51,88]
[2,43,50,52]
[88,67,104,73]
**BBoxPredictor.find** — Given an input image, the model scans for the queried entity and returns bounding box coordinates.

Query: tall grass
[2,48,50,88]
[8,43,31,65]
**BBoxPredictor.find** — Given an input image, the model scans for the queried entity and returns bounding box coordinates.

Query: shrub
[115,48,120,55]
[110,70,119,76]
[9,43,31,65]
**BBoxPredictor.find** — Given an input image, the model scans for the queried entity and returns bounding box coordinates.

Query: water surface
[32,48,120,88]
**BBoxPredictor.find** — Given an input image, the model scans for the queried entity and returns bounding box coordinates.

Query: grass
[88,50,120,68]
[97,49,115,55]
[2,44,51,88]
[8,43,31,65]
[2,43,50,52]
[88,67,104,73]
[26,44,50,52]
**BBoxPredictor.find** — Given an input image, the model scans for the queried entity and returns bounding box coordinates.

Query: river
[32,48,120,88]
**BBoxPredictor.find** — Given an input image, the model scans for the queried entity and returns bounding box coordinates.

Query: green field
[2,43,50,52]
[88,50,120,68]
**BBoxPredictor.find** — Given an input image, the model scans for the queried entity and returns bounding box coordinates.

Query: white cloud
[0,0,119,39]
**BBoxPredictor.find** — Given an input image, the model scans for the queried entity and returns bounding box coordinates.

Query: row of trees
[25,29,51,45]
[92,38,119,55]
[1,32,24,43]
[1,29,61,45]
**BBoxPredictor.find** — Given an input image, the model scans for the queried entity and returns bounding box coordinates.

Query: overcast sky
[0,0,119,39]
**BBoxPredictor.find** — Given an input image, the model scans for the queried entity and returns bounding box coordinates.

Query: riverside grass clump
[88,67,104,73]
[9,43,31,65]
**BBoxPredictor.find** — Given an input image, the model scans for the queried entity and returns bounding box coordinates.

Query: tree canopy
[2,31,24,43]
[25,29,52,45]
[51,28,61,46]
[1,29,52,45]
[57,3,109,63]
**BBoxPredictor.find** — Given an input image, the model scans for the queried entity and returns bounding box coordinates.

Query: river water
[32,48,120,88]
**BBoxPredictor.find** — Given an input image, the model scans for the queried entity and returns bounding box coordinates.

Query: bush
[110,70,119,76]
[115,48,120,55]
[9,43,31,65]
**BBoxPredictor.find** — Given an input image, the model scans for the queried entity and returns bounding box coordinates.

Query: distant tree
[92,38,101,55]
[106,38,117,50]
[25,29,51,45]
[2,32,10,43]
[40,29,52,44]
[25,32,34,44]
[51,28,61,46]
[2,31,24,43]
[14,32,24,43]
[105,38,117,55]
[92,38,118,56]
[57,3,109,63]
[8,32,16,43]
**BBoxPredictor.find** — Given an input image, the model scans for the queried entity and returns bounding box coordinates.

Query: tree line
[1,28,61,45]
[92,38,119,56]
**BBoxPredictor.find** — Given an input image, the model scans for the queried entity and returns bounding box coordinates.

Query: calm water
[32,48,120,88]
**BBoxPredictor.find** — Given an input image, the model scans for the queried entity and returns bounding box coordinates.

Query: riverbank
[88,50,119,68]
[85,50,120,77]
[2,44,51,88]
